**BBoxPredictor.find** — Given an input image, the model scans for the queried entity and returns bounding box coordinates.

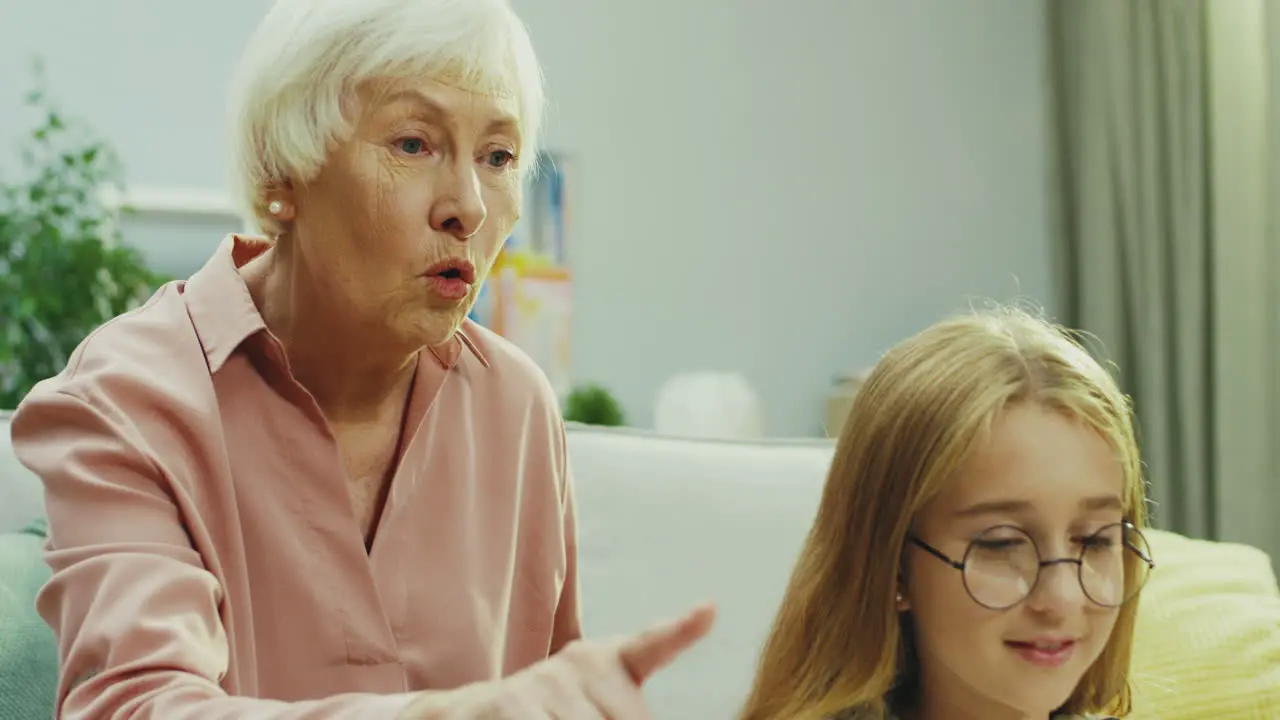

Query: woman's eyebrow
[379,89,521,143]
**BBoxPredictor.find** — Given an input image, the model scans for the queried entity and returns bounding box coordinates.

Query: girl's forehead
[922,405,1126,524]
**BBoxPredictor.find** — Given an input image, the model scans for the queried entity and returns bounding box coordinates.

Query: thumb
[617,602,717,684]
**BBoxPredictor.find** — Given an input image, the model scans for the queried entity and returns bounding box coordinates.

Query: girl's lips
[1005,639,1077,668]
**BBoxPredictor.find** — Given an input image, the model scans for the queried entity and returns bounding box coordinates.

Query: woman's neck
[240,242,419,422]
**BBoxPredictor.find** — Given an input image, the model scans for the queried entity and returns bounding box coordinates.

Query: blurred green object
[563,383,626,427]
[0,63,167,408]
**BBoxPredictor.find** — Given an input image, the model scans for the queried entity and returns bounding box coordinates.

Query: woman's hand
[398,603,716,719]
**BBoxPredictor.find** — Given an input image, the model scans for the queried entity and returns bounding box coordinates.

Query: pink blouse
[10,235,581,719]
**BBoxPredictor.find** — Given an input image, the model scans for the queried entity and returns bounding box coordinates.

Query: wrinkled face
[290,75,524,348]
[902,403,1127,718]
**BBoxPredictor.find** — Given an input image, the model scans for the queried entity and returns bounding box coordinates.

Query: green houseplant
[0,71,166,408]
[563,383,626,427]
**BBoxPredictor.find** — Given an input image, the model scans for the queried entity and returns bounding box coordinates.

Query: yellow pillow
[1128,529,1280,719]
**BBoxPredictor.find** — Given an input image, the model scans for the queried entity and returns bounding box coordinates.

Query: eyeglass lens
[962,523,1152,610]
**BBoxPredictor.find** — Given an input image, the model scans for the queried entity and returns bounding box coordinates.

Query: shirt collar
[432,319,491,370]
[182,234,490,373]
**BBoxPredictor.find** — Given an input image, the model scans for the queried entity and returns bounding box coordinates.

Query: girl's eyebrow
[953,494,1123,518]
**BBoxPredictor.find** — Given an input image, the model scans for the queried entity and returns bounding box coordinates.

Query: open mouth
[423,259,476,284]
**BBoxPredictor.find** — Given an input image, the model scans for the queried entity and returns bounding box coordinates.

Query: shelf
[99,185,241,221]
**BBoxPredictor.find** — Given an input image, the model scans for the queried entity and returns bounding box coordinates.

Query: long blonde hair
[739,308,1148,720]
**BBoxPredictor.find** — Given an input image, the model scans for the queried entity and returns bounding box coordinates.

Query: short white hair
[227,0,545,233]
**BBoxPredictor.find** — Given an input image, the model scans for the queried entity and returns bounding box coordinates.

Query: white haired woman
[9,0,713,718]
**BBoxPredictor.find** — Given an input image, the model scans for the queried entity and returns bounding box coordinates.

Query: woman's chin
[411,311,467,349]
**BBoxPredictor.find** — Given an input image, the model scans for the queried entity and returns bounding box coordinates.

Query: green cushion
[0,519,57,720]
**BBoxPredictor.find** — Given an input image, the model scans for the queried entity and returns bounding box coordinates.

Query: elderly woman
[9,0,713,718]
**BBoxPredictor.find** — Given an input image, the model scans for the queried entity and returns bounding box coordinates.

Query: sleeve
[549,419,583,653]
[10,389,421,720]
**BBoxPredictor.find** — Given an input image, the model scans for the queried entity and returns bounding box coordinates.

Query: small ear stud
[896,593,904,603]
[267,200,284,216]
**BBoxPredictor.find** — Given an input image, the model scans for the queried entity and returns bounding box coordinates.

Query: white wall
[0,0,1055,436]
[0,1,262,272]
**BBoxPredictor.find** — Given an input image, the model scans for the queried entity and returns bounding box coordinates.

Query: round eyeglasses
[909,522,1155,610]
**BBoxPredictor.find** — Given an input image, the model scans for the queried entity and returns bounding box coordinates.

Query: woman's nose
[430,164,487,240]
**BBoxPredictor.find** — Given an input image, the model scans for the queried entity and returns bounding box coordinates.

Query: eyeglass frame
[907,521,1156,610]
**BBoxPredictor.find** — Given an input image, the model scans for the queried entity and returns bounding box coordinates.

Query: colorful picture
[470,152,574,394]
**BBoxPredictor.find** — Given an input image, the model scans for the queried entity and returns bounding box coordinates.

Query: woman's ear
[259,181,298,237]
[895,575,911,612]
[264,183,297,223]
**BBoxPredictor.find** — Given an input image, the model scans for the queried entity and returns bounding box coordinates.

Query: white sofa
[568,425,833,717]
[5,415,1279,718]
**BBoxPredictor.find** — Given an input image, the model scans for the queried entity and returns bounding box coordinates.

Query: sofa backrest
[567,424,834,718]
[8,414,1276,717]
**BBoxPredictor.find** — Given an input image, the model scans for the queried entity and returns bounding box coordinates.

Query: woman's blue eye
[397,138,426,154]
[486,150,514,168]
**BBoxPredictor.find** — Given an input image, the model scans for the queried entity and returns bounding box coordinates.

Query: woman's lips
[421,258,476,301]
[423,275,471,300]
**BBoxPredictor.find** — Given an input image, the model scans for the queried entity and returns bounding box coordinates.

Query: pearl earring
[268,200,284,216]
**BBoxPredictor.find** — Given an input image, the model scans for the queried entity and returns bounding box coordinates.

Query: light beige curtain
[1047,0,1280,563]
